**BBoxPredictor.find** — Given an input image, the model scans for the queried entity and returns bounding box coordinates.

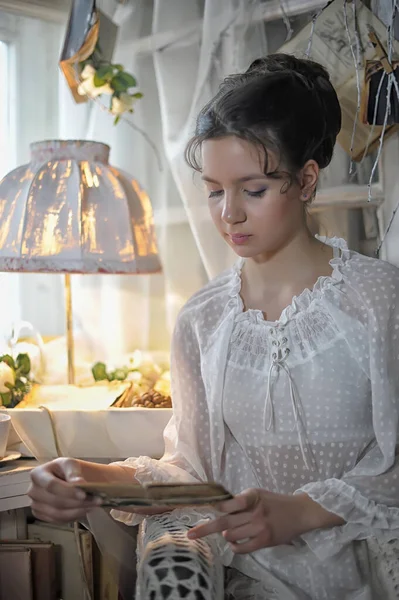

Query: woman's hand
[28,457,129,523]
[187,488,344,554]
[28,458,174,522]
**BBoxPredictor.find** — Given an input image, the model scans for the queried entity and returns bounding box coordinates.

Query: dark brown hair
[185,54,342,184]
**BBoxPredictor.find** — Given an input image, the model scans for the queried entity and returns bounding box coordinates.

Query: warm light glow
[105,168,125,200]
[82,161,95,188]
[131,180,158,256]
[40,212,61,255]
[0,191,18,251]
[82,204,100,253]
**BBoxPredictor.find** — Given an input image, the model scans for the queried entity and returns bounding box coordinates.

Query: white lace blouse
[113,237,399,599]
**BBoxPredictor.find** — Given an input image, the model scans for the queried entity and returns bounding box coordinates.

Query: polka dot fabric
[112,237,399,599]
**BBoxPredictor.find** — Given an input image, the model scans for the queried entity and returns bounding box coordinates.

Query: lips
[229,234,251,245]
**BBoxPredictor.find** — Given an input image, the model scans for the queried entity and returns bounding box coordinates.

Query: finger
[31,469,87,501]
[31,509,59,524]
[28,486,101,510]
[217,488,260,514]
[49,458,82,482]
[188,512,251,540]
[223,522,264,543]
[230,537,266,554]
[62,459,84,483]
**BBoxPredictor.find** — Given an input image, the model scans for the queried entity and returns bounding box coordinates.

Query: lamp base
[64,273,75,385]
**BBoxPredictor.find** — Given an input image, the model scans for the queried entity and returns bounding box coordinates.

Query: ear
[299,160,319,202]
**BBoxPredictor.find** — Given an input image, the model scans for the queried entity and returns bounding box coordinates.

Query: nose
[221,192,246,225]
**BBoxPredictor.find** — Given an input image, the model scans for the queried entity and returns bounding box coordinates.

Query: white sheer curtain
[152,0,268,278]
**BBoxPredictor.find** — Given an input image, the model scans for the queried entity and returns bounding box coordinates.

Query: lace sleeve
[295,260,399,559]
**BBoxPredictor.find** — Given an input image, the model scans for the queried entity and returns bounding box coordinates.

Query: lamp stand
[64,274,75,385]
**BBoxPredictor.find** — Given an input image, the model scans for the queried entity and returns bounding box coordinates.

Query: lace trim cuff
[109,456,199,526]
[295,479,399,559]
[109,456,176,526]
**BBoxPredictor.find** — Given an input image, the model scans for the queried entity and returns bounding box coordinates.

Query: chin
[226,240,260,258]
[230,246,257,258]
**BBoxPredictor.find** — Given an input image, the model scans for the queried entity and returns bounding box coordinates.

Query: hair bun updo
[186,53,342,175]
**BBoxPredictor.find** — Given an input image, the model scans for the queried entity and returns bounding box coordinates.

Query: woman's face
[201,136,313,260]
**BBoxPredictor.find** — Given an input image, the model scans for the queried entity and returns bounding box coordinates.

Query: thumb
[62,458,84,483]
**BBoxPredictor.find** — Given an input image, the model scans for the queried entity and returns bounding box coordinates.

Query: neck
[242,229,333,295]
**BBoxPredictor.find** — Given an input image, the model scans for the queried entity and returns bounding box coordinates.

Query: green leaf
[117,72,137,88]
[92,362,108,381]
[132,92,143,99]
[109,368,128,381]
[96,65,114,81]
[14,379,28,391]
[114,64,124,71]
[113,115,121,126]
[0,392,12,407]
[93,73,107,87]
[16,353,31,376]
[110,75,129,93]
[4,382,14,391]
[0,355,15,370]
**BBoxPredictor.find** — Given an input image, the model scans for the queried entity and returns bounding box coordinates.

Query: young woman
[28,54,399,599]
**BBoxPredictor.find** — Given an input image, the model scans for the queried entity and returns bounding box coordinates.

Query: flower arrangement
[91,351,171,397]
[77,46,143,124]
[0,354,31,407]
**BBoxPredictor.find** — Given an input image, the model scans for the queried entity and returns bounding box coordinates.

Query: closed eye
[208,189,267,199]
[245,188,267,198]
[208,190,223,198]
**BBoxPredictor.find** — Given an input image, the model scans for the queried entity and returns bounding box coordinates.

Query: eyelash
[208,189,267,199]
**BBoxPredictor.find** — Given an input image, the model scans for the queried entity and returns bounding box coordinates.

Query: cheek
[252,195,294,227]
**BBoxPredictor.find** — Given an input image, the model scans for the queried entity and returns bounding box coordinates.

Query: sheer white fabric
[112,236,399,599]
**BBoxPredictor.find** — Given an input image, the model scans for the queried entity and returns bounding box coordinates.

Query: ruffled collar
[230,236,349,326]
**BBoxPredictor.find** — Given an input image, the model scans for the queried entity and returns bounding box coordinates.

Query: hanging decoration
[59,0,142,124]
[279,0,399,163]
[361,30,399,126]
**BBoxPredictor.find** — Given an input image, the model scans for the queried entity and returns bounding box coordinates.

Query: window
[0,40,10,180]
[0,39,20,345]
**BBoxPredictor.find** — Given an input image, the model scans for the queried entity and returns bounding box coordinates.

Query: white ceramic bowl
[7,408,172,461]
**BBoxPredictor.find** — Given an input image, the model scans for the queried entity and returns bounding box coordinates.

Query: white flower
[0,363,15,394]
[80,64,96,80]
[77,72,113,99]
[111,93,135,116]
[77,79,113,98]
[126,371,142,383]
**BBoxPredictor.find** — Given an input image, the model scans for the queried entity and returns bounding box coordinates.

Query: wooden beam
[310,184,383,212]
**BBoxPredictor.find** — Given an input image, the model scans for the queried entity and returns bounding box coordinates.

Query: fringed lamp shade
[0,140,162,274]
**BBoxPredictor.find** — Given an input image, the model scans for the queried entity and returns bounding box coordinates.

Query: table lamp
[0,139,162,384]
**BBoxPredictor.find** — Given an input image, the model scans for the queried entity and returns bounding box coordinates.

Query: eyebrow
[201,174,268,184]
